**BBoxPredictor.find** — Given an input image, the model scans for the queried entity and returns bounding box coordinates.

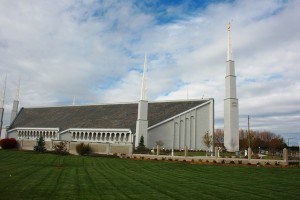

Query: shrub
[229,160,235,164]
[53,141,68,155]
[34,136,46,153]
[265,162,271,166]
[76,142,91,155]
[221,160,225,164]
[247,162,252,165]
[238,160,242,164]
[213,160,217,164]
[0,138,17,149]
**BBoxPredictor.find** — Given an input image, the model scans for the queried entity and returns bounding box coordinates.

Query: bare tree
[202,131,213,153]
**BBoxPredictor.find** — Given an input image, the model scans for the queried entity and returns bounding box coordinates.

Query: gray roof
[9,100,209,133]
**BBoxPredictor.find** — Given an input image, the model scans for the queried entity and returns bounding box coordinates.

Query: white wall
[147,100,214,151]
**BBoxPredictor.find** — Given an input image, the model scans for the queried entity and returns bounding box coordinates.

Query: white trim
[8,127,59,133]
[60,128,132,135]
[148,99,212,130]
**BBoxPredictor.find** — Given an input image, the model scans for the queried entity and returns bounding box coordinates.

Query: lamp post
[298,142,300,158]
[247,115,250,148]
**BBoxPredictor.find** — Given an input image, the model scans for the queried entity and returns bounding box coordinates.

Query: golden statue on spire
[228,21,231,32]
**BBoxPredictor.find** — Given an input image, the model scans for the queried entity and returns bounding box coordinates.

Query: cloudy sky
[0,0,299,145]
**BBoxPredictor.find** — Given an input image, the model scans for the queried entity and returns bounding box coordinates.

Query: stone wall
[17,139,133,155]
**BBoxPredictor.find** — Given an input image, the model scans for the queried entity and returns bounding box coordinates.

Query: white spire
[1,75,7,108]
[140,53,147,100]
[15,78,21,101]
[227,21,233,61]
[73,96,76,106]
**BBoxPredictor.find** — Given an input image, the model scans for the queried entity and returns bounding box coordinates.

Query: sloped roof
[9,99,209,133]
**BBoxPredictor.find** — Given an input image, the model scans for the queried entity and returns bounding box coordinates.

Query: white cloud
[0,0,300,144]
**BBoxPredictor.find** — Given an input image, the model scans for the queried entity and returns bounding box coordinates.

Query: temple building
[5,54,214,152]
[3,23,240,154]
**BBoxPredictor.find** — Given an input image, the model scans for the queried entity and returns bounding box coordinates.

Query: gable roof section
[9,99,209,133]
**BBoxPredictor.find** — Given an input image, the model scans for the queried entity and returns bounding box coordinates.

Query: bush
[76,142,91,155]
[53,141,68,155]
[229,160,235,164]
[34,136,46,153]
[0,138,17,149]
[221,160,225,164]
[238,160,242,164]
[265,162,271,166]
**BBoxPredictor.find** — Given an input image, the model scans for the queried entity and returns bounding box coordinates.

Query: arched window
[116,133,120,141]
[101,133,105,141]
[106,133,110,141]
[120,133,125,142]
[111,133,115,141]
[125,133,130,142]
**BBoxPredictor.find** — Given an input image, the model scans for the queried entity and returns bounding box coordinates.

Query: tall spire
[227,21,233,61]
[140,53,147,100]
[135,53,149,148]
[224,21,239,152]
[0,75,7,108]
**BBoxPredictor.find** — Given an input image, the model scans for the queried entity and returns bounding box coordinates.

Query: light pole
[247,115,250,148]
[298,142,300,158]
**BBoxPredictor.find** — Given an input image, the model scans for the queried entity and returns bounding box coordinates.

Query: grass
[0,150,299,200]
[173,151,207,156]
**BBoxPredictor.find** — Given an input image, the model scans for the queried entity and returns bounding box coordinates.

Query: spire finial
[1,75,7,108]
[140,53,147,100]
[227,21,233,61]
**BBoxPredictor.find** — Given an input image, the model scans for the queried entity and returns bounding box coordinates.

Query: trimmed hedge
[76,143,91,155]
[0,138,17,149]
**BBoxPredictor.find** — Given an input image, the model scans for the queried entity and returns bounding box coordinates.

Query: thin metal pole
[248,115,250,148]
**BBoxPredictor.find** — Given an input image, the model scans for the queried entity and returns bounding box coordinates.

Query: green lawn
[0,150,299,200]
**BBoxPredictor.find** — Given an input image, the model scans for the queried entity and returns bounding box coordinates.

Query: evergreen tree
[137,136,146,152]
[34,136,46,153]
[139,136,145,147]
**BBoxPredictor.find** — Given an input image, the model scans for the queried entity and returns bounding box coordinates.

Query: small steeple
[140,53,147,101]
[72,96,76,106]
[10,78,21,124]
[15,78,21,101]
[227,21,233,61]
[0,75,7,108]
